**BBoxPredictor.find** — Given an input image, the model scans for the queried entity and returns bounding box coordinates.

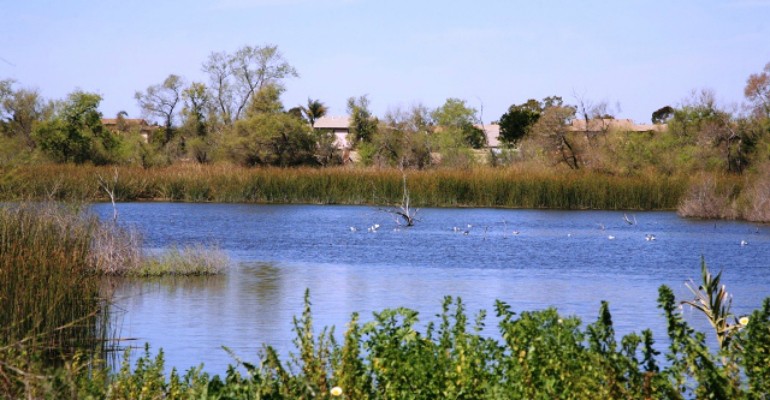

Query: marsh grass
[0,202,229,397]
[0,203,107,353]
[134,244,229,277]
[0,203,113,397]
[0,163,689,210]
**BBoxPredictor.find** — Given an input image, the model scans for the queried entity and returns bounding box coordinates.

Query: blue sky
[2,0,769,124]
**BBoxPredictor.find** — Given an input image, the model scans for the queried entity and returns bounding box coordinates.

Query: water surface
[95,203,770,373]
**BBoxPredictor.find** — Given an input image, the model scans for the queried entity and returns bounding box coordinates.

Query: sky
[1,0,769,125]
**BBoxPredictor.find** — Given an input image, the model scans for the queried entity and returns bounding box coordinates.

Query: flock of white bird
[348,215,754,246]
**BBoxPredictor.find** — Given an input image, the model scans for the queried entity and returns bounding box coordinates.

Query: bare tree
[202,51,235,125]
[389,166,418,227]
[203,44,298,125]
[135,74,184,144]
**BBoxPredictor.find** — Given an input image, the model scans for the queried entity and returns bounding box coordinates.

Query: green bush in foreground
[92,283,770,400]
[11,264,769,399]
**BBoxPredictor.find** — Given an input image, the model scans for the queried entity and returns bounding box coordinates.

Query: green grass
[0,163,689,210]
[135,244,229,277]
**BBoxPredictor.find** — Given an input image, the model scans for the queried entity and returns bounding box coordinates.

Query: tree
[530,100,580,169]
[225,113,316,166]
[652,106,675,124]
[498,99,541,146]
[669,90,751,173]
[431,98,486,149]
[202,44,298,125]
[744,62,770,118]
[363,106,432,168]
[287,106,305,122]
[34,91,118,164]
[202,51,235,125]
[135,74,184,144]
[245,83,285,117]
[347,95,378,145]
[302,98,327,126]
[0,82,52,149]
[181,82,211,138]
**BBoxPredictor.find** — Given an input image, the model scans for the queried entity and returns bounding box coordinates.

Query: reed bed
[0,164,689,210]
[0,203,108,360]
[0,203,230,397]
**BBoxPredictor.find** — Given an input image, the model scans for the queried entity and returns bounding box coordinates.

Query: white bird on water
[607,235,616,240]
[645,234,656,241]
[349,226,357,232]
[741,240,749,246]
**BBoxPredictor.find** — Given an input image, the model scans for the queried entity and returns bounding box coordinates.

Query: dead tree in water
[388,168,418,227]
[97,168,120,223]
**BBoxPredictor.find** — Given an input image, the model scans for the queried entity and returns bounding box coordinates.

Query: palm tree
[302,98,328,127]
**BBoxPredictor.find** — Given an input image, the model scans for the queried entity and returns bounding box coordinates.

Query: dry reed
[0,164,688,210]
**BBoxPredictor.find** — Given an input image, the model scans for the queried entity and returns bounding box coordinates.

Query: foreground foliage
[6,266,770,398]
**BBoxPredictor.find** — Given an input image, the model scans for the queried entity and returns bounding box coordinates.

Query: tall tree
[745,62,770,118]
[202,51,234,125]
[245,83,285,117]
[302,98,328,126]
[347,95,378,144]
[34,91,117,164]
[669,90,751,173]
[203,44,298,125]
[226,113,316,166]
[652,106,675,124]
[432,98,485,149]
[135,74,184,144]
[0,81,51,149]
[498,99,542,146]
[364,105,432,168]
[181,82,211,138]
[530,101,580,170]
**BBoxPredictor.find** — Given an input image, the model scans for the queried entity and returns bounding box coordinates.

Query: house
[476,124,501,148]
[314,116,505,150]
[313,116,351,149]
[101,118,158,142]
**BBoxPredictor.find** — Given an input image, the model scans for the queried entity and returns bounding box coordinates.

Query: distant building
[101,118,158,142]
[314,116,665,152]
[313,116,351,149]
[476,124,501,148]
[315,116,505,151]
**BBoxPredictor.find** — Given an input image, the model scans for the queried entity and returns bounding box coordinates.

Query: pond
[93,203,770,374]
